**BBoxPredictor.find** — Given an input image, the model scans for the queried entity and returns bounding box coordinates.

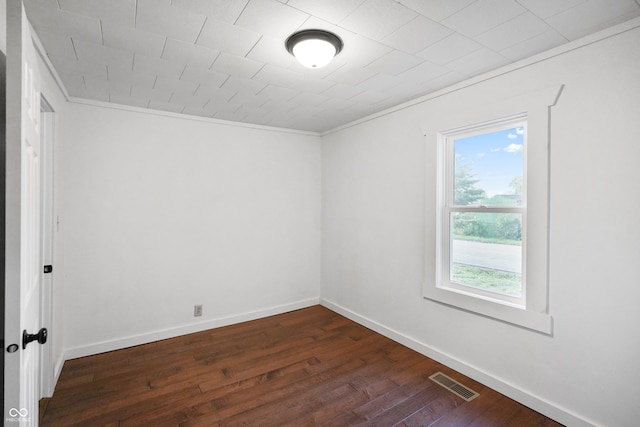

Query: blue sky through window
[454,126,524,198]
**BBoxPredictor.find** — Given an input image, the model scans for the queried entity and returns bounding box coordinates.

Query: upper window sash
[444,118,528,209]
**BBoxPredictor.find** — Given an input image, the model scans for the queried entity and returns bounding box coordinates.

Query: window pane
[454,126,524,206]
[450,212,522,297]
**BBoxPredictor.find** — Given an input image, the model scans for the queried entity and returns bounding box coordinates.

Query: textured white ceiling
[24,0,640,132]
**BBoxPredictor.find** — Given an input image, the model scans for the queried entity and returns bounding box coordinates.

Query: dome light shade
[292,38,336,68]
[286,30,343,69]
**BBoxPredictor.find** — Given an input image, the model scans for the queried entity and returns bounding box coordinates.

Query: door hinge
[44,265,53,274]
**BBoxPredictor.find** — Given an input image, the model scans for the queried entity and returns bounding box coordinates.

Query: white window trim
[423,85,563,334]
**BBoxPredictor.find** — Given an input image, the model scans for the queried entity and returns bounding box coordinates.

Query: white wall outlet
[194,305,203,317]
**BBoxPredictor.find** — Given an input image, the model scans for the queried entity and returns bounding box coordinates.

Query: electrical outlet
[194,305,202,317]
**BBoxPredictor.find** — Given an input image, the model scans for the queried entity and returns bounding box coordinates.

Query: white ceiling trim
[68,96,322,136]
[30,22,72,102]
[321,15,640,136]
[28,11,640,139]
[30,21,319,137]
[24,0,640,133]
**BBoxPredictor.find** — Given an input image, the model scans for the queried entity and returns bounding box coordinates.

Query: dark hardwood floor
[42,306,563,426]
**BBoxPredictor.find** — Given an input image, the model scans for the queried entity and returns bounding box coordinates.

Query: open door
[4,0,46,424]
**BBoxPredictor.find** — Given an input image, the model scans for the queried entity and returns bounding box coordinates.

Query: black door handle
[23,328,47,349]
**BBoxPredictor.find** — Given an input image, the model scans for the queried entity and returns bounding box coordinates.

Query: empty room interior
[3,0,640,425]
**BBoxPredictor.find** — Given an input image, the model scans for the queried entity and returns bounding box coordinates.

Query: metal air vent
[429,372,479,401]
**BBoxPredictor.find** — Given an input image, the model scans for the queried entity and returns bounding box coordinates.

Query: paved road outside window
[452,239,521,274]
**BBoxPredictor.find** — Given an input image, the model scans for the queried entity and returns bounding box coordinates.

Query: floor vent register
[429,372,480,402]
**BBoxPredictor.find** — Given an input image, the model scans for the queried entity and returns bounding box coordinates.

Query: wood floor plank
[41,306,563,427]
[466,395,525,427]
[179,351,373,426]
[400,393,460,426]
[428,383,504,426]
[120,357,322,426]
[216,342,417,426]
[498,405,565,427]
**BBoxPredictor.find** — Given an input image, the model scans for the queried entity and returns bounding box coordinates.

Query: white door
[5,1,45,425]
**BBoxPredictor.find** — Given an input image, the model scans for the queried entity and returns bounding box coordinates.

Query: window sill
[424,284,553,334]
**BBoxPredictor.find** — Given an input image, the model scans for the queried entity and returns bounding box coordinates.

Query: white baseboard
[320,298,595,427]
[53,355,64,386]
[63,298,320,361]
[58,296,592,426]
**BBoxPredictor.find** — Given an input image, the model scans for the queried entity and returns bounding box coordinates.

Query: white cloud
[476,152,485,157]
[508,133,517,139]
[516,127,525,135]
[504,143,523,153]
[490,148,500,152]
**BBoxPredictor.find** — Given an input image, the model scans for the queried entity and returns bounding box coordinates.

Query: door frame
[0,48,6,427]
[39,96,55,399]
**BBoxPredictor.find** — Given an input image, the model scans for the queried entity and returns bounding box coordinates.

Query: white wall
[59,104,321,355]
[321,24,640,427]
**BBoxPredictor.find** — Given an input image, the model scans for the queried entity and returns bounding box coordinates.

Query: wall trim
[29,22,70,101]
[63,298,320,361]
[52,356,64,393]
[29,6,639,139]
[320,298,596,427]
[68,97,321,137]
[29,23,319,138]
[321,16,640,137]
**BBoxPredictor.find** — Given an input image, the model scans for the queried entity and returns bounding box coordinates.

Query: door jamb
[39,96,54,399]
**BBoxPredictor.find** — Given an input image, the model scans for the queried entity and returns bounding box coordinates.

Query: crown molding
[322,16,640,137]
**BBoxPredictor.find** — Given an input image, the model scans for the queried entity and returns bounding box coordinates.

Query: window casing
[423,85,562,334]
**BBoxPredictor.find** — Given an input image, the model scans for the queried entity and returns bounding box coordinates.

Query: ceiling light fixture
[285,29,343,69]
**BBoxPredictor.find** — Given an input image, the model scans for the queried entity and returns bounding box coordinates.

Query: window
[441,116,527,308]
[423,85,561,334]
